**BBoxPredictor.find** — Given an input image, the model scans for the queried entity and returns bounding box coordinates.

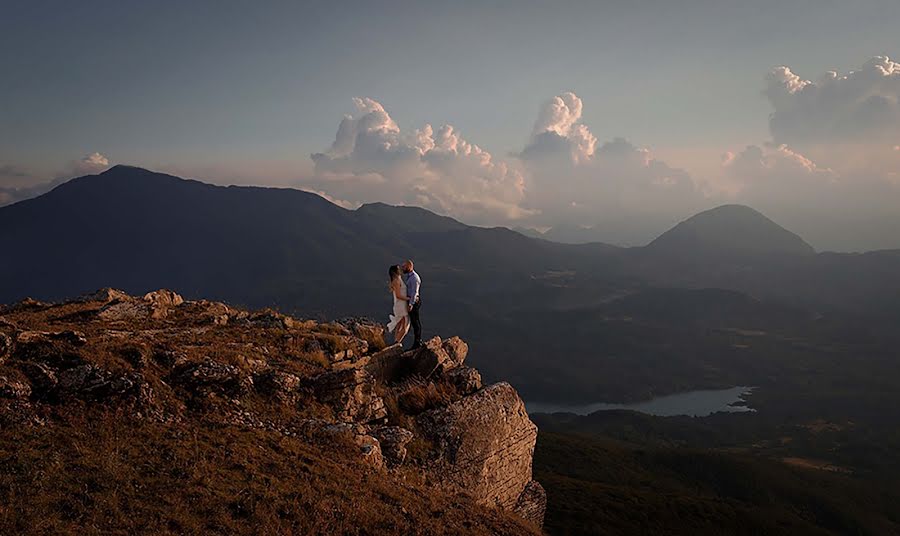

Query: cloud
[308,97,531,224]
[517,94,706,239]
[301,81,897,250]
[716,56,900,250]
[765,56,900,148]
[0,152,111,207]
[721,142,900,251]
[723,144,835,189]
[72,152,111,175]
[521,92,597,163]
[304,93,706,244]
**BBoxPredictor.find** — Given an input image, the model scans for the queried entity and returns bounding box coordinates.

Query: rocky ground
[0,289,544,535]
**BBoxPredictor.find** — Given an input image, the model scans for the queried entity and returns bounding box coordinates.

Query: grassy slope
[535,432,900,536]
[0,409,537,536]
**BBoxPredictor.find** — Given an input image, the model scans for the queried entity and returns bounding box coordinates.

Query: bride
[386,264,410,344]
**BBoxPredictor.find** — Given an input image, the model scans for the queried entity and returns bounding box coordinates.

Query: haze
[2,0,899,251]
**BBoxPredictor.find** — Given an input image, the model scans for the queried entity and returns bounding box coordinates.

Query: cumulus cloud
[72,152,111,175]
[303,93,707,244]
[301,80,897,250]
[711,55,900,250]
[521,92,597,163]
[308,97,531,224]
[517,94,706,241]
[765,56,900,149]
[723,144,835,189]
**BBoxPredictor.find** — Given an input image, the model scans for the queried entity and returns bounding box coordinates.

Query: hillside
[0,290,544,534]
[534,432,900,536]
[3,166,900,404]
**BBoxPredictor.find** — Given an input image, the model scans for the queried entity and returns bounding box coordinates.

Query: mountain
[3,166,900,404]
[647,204,816,258]
[0,166,614,311]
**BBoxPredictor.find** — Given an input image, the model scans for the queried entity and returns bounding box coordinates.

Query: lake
[527,386,756,417]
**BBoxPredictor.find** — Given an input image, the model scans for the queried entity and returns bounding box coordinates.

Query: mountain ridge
[647,204,816,257]
[4,166,900,404]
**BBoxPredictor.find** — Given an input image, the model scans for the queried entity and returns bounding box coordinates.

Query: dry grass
[397,379,460,416]
[0,409,538,536]
[0,297,540,535]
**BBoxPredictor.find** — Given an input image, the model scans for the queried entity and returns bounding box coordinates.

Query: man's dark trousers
[409,298,422,348]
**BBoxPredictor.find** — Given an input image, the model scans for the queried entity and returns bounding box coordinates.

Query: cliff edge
[0,289,544,534]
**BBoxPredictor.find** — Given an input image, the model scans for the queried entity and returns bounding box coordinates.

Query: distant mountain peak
[648,204,815,257]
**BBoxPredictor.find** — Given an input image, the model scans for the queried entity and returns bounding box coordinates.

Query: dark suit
[405,269,422,347]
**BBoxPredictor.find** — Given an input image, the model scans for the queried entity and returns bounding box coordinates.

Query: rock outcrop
[0,289,545,528]
[311,368,387,423]
[416,383,539,512]
[513,479,548,527]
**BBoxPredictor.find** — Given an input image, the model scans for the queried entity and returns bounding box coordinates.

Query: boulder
[98,300,152,321]
[17,330,86,346]
[14,331,85,368]
[170,359,252,398]
[416,382,538,512]
[354,434,385,469]
[71,288,131,304]
[57,365,137,400]
[409,337,452,378]
[513,480,547,527]
[441,336,469,366]
[364,343,406,383]
[407,336,469,379]
[188,300,234,326]
[312,368,387,423]
[371,425,415,466]
[142,289,184,319]
[445,366,482,395]
[254,369,301,402]
[19,362,58,397]
[306,422,385,470]
[0,376,31,399]
[48,330,88,346]
[342,318,387,352]
[152,349,189,369]
[248,311,295,329]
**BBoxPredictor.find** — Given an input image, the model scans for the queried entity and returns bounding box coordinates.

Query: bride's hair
[388,264,401,289]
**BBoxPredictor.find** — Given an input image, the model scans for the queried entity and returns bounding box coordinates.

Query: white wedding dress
[387,280,409,332]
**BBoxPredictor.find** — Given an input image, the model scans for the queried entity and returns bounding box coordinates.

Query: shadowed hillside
[2,167,900,403]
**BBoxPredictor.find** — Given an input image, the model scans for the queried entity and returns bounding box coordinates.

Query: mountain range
[3,165,900,402]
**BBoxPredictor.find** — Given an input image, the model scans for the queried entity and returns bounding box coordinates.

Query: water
[527,386,756,417]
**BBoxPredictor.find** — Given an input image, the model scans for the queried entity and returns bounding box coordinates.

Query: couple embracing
[386,259,422,349]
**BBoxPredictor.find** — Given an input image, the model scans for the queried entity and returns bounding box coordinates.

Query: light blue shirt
[404,270,421,304]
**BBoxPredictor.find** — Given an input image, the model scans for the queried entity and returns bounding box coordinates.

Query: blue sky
[2,0,900,249]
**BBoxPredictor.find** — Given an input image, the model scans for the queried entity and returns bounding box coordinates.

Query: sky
[2,0,899,251]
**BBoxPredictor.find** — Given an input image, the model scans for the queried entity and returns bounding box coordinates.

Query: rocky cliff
[0,289,544,533]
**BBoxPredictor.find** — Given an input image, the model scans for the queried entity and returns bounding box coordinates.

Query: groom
[401,259,422,349]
